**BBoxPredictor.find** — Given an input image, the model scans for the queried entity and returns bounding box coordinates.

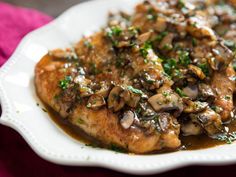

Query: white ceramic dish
[1,0,236,175]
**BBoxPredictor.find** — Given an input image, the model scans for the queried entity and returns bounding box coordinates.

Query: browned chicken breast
[35,0,236,153]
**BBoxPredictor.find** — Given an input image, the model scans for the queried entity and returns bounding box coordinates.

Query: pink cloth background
[0,2,235,177]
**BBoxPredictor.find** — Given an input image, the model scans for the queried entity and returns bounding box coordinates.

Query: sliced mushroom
[120,110,136,129]
[116,41,131,48]
[182,85,198,100]
[74,75,94,98]
[108,86,125,112]
[210,42,234,70]
[138,102,157,119]
[157,113,171,133]
[181,121,203,136]
[58,87,78,117]
[87,94,106,110]
[186,16,216,40]
[79,87,94,97]
[207,56,221,71]
[183,99,208,113]
[190,108,223,136]
[188,64,206,80]
[159,33,175,50]
[139,70,164,90]
[95,81,111,98]
[148,91,183,114]
[155,16,167,32]
[137,32,152,45]
[120,90,141,108]
[198,83,216,101]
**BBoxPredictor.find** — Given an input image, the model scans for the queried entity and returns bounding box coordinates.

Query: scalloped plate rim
[1,0,236,175]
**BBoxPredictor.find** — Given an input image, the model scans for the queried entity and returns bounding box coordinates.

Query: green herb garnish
[176,87,187,97]
[233,63,236,71]
[198,63,209,76]
[211,105,223,113]
[89,63,101,75]
[128,26,140,36]
[140,41,152,59]
[127,86,144,96]
[110,144,126,153]
[135,107,142,114]
[162,91,170,97]
[224,95,231,100]
[155,31,168,42]
[163,58,177,75]
[216,132,236,144]
[59,76,72,90]
[77,118,85,124]
[224,40,236,51]
[146,8,157,21]
[84,40,93,49]
[178,50,191,66]
[178,0,186,8]
[107,26,122,38]
[172,69,183,79]
[192,38,197,46]
[42,108,48,113]
[163,44,172,50]
[115,57,125,68]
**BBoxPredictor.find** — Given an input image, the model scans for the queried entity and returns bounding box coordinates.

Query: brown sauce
[44,103,236,152]
[44,104,102,147]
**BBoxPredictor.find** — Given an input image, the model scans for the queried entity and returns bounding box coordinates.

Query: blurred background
[3,0,89,16]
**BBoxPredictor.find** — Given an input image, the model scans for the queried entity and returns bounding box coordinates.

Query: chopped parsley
[135,107,142,114]
[89,63,101,75]
[77,118,85,124]
[163,44,173,50]
[59,76,72,90]
[142,72,155,84]
[190,22,197,27]
[192,38,197,46]
[233,63,236,71]
[224,40,236,51]
[177,0,186,8]
[42,108,48,113]
[127,86,144,96]
[107,26,122,37]
[162,91,170,97]
[128,26,140,36]
[146,8,157,21]
[110,144,126,153]
[178,50,191,66]
[176,87,187,97]
[172,69,183,79]
[106,26,123,47]
[224,95,231,100]
[198,63,209,76]
[85,143,98,148]
[84,40,93,49]
[216,132,236,144]
[163,58,177,76]
[115,57,126,68]
[140,41,152,58]
[211,105,223,113]
[155,31,168,42]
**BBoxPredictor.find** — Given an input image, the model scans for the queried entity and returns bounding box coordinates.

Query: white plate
[1,0,236,175]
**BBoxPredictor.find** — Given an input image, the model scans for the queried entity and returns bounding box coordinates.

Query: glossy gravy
[43,103,236,152]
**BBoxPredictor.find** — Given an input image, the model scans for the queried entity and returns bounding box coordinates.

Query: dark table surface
[1,0,236,177]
